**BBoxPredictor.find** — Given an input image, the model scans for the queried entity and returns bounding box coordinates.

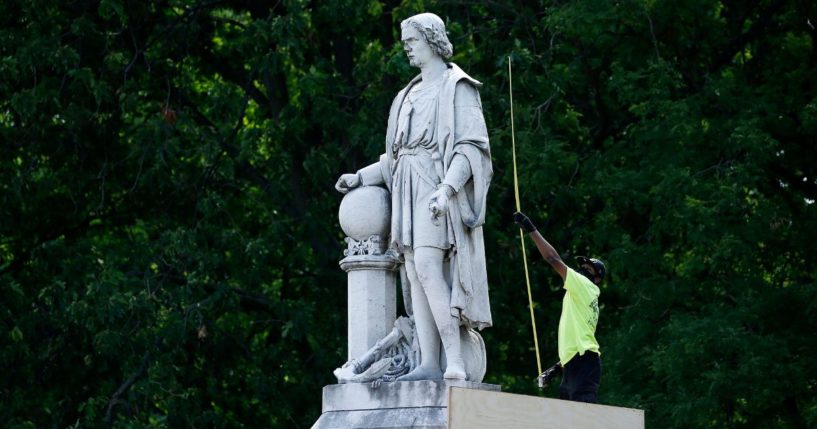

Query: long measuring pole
[508,56,542,376]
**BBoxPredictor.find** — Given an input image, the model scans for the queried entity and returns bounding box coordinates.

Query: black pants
[559,351,601,403]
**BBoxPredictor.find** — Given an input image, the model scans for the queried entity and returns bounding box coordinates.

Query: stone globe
[338,186,391,241]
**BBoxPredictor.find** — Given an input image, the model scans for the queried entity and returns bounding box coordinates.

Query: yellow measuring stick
[508,56,542,376]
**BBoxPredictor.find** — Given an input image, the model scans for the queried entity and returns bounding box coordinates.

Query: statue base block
[311,380,501,429]
[448,388,645,428]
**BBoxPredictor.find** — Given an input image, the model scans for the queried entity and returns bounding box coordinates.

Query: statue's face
[401,25,435,68]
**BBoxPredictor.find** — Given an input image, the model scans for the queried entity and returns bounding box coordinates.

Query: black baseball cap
[575,256,606,283]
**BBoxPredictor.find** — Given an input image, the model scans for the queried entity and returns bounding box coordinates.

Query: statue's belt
[394,148,442,187]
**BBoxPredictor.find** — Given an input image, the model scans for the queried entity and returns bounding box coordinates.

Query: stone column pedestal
[340,252,400,361]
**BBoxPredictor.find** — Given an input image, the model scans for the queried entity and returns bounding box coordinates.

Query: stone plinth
[312,380,501,429]
[340,253,400,360]
[448,388,645,428]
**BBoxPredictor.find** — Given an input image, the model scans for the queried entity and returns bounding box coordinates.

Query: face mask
[578,266,594,280]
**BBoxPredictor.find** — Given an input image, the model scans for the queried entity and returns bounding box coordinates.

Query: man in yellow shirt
[514,212,605,403]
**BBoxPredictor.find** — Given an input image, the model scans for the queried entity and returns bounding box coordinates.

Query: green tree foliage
[1,0,815,427]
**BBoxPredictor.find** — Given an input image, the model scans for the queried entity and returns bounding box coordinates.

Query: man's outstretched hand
[513,211,536,233]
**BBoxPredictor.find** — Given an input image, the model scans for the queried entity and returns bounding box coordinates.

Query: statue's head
[400,13,453,67]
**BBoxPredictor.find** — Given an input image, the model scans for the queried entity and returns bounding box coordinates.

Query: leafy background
[2,0,816,427]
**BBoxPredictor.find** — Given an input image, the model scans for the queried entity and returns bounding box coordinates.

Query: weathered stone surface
[314,408,446,429]
[340,254,399,361]
[312,380,501,429]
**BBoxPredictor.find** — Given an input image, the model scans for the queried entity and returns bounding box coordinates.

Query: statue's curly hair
[401,13,453,59]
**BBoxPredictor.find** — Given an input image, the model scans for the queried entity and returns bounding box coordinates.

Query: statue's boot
[398,269,443,382]
[444,364,466,380]
[444,359,466,379]
[397,365,443,381]
[440,321,466,380]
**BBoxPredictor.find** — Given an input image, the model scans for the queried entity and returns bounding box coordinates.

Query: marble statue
[336,12,492,381]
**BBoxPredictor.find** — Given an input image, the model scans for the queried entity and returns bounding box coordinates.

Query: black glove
[513,211,536,233]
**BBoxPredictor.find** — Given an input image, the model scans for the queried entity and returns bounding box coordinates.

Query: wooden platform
[448,388,644,428]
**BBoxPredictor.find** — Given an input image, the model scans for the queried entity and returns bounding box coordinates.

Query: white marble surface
[321,380,500,411]
[342,255,399,360]
[338,186,391,241]
[334,12,493,383]
[312,380,501,429]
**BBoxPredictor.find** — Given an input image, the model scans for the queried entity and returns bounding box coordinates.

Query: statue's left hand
[429,185,454,225]
[335,173,361,194]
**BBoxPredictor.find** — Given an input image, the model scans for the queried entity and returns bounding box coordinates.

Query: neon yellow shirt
[558,267,601,366]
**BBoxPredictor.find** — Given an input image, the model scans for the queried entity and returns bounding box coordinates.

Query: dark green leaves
[1,0,815,427]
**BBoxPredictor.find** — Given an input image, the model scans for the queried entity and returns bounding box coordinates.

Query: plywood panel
[448,388,644,429]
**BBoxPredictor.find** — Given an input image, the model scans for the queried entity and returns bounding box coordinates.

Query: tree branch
[105,350,151,426]
[709,0,786,72]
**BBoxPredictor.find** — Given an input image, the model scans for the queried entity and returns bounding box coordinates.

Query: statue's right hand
[335,173,361,194]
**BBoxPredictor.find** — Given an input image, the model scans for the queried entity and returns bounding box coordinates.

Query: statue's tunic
[370,63,493,330]
[391,76,450,250]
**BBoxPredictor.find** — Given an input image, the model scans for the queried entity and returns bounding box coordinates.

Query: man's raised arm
[513,212,567,281]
